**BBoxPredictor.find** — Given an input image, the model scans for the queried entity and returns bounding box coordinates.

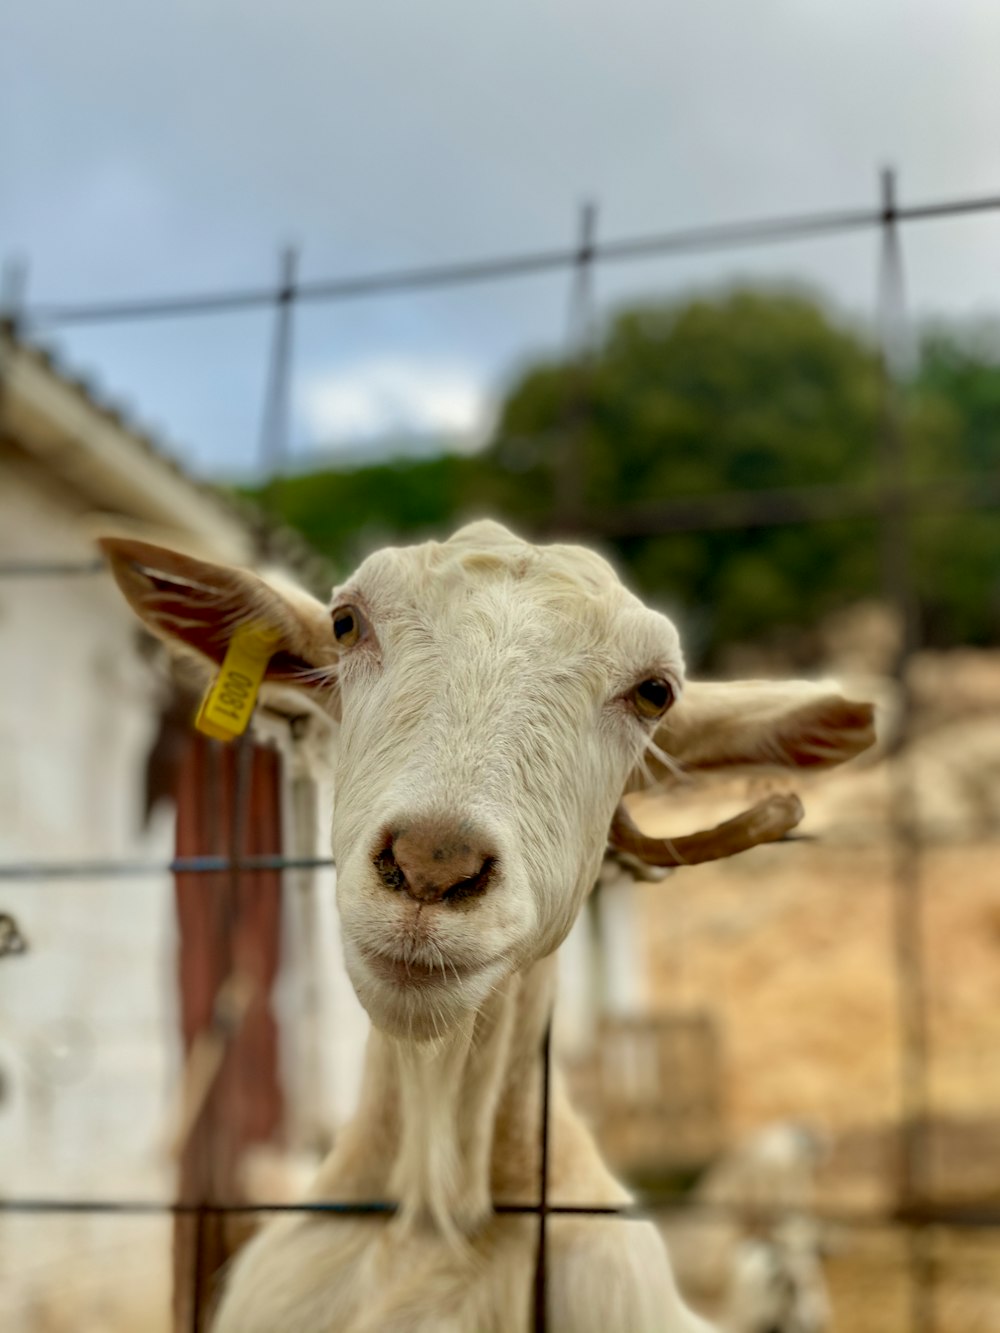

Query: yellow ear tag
[195,624,282,742]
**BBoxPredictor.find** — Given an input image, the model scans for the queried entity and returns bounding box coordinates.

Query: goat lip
[360,948,481,988]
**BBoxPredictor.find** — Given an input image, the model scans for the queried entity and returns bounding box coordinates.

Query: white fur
[101,520,873,1333]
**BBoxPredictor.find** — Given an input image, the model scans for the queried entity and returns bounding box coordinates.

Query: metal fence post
[877,165,936,1333]
[552,202,598,534]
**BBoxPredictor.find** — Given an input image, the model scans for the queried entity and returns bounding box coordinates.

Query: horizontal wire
[1,475,997,580]
[3,1196,1000,1230]
[0,559,106,578]
[4,826,998,883]
[20,190,1000,329]
[591,473,1000,538]
[0,855,335,881]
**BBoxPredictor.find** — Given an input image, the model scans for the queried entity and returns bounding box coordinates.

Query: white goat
[671,1124,831,1333]
[723,1217,830,1333]
[101,520,874,1333]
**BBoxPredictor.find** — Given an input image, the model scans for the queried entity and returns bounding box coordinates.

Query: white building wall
[0,464,176,1328]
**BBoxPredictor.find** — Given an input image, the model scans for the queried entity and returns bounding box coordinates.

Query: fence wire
[13,187,1000,329]
[2,168,999,1333]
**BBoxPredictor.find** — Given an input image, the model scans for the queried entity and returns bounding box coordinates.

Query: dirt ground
[635,836,1000,1163]
[627,771,1000,1333]
[1,1215,172,1333]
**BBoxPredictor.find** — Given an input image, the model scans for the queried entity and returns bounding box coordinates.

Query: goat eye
[631,676,675,720]
[332,604,363,647]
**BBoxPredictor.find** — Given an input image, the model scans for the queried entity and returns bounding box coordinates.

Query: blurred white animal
[724,1216,830,1333]
[102,522,873,1333]
[668,1125,832,1333]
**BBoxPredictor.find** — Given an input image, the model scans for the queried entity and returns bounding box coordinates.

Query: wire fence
[13,186,1000,330]
[2,167,999,1333]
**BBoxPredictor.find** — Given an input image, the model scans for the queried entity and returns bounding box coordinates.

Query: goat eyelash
[291,663,340,684]
[641,732,685,782]
[285,663,341,698]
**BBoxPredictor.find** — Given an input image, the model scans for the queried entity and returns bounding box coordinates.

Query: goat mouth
[359,947,483,989]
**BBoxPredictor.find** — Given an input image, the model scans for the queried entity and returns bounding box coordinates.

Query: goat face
[100,520,875,1042]
[327,521,684,1037]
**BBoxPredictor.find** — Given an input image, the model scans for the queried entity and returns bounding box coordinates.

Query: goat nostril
[441,855,495,903]
[373,844,407,894]
[375,825,496,904]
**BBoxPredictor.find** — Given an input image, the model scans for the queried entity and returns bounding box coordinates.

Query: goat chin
[344,941,511,1041]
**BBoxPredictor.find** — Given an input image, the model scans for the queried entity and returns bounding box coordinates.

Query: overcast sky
[3,0,1000,478]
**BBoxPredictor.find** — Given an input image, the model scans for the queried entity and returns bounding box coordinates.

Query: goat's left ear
[652,679,876,776]
[98,537,337,691]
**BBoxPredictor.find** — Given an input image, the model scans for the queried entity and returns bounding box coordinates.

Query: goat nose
[376,821,496,904]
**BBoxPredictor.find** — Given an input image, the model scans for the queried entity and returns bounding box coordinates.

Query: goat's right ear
[654,679,876,775]
[98,537,338,691]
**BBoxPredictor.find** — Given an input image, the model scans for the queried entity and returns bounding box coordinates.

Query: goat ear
[651,679,876,777]
[98,537,337,690]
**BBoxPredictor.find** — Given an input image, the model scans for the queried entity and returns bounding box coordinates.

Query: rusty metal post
[172,736,286,1332]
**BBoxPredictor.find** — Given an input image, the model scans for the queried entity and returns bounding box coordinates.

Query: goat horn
[608,792,805,868]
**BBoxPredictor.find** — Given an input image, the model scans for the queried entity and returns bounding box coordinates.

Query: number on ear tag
[195,624,281,742]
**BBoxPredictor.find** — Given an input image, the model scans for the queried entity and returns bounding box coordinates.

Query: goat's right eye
[630,675,676,720]
[332,604,364,647]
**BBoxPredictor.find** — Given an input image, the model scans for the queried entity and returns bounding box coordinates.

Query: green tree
[250,452,491,577]
[490,289,886,659]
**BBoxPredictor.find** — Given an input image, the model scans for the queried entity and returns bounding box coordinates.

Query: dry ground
[626,769,1000,1333]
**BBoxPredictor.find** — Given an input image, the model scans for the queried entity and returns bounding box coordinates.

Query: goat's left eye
[630,676,675,720]
[332,604,364,647]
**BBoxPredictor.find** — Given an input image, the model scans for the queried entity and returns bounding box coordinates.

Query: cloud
[297,359,489,449]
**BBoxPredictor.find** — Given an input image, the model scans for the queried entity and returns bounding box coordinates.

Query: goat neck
[308,955,571,1240]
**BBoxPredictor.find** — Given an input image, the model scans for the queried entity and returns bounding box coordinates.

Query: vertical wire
[258,246,299,477]
[877,166,935,1333]
[189,1203,207,1333]
[553,202,598,533]
[1,256,29,330]
[532,1019,554,1333]
[256,246,299,555]
[0,258,29,444]
[532,200,600,1330]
